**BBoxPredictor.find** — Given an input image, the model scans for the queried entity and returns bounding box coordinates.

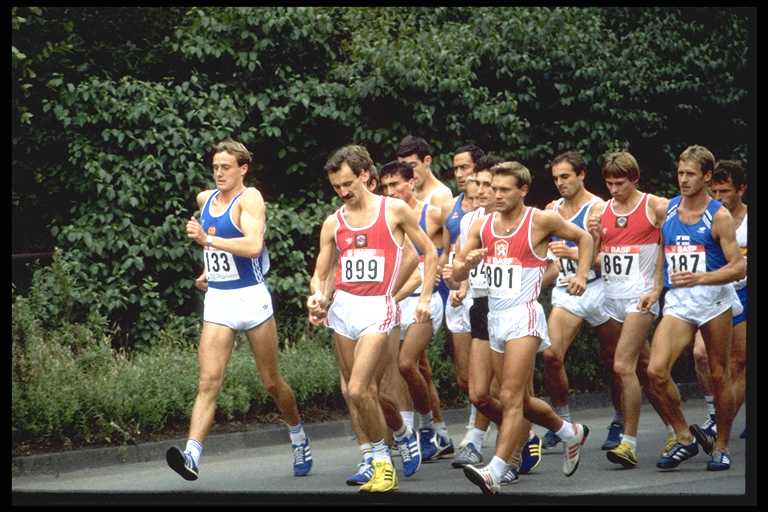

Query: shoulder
[427,203,442,220]
[239,187,265,207]
[647,193,669,211]
[197,189,216,208]
[321,213,340,234]
[545,200,557,211]
[533,207,558,225]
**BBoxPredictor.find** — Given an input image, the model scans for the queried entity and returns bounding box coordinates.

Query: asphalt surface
[12,386,754,505]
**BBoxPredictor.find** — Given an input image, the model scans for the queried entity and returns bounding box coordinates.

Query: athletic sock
[288,422,307,445]
[434,421,449,440]
[554,405,572,423]
[419,411,434,430]
[467,404,478,429]
[185,439,203,466]
[666,423,676,435]
[393,423,409,442]
[465,427,486,449]
[704,395,716,417]
[360,442,373,460]
[488,455,510,481]
[555,420,577,442]
[371,439,392,463]
[400,410,415,431]
[622,434,637,451]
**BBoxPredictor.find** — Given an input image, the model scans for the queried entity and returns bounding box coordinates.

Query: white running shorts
[488,301,551,354]
[327,290,400,341]
[551,279,610,327]
[399,293,444,340]
[603,295,659,323]
[663,284,743,327]
[445,295,473,334]
[204,282,274,331]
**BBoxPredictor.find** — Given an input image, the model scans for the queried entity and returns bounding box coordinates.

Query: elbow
[247,244,264,259]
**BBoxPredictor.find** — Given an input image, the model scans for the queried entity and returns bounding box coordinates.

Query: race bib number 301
[484,259,522,298]
[600,246,640,281]
[341,249,385,283]
[204,249,240,282]
[665,245,707,274]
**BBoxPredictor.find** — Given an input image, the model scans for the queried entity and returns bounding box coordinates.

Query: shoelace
[293,445,305,465]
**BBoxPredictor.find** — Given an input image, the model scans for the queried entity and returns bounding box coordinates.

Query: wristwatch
[206,235,213,247]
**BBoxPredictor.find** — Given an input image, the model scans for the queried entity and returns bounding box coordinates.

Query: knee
[198,373,225,396]
[645,364,669,389]
[613,359,635,379]
[399,358,418,379]
[261,376,282,398]
[456,375,469,394]
[499,388,523,412]
[693,344,709,366]
[469,385,491,409]
[347,381,371,405]
[542,348,563,371]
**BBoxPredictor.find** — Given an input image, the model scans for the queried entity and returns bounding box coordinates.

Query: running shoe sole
[690,424,714,455]
[606,449,637,468]
[462,465,498,496]
[166,447,198,481]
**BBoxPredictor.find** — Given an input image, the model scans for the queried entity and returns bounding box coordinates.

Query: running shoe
[463,464,500,495]
[434,432,455,459]
[689,424,715,455]
[707,450,732,471]
[542,430,562,451]
[360,460,398,493]
[451,442,483,468]
[606,440,638,468]
[396,428,422,477]
[499,466,519,486]
[662,432,677,456]
[346,456,374,485]
[520,434,542,474]
[292,438,313,476]
[656,440,699,470]
[701,415,717,437]
[563,423,589,477]
[601,421,624,450]
[419,427,439,462]
[166,446,199,481]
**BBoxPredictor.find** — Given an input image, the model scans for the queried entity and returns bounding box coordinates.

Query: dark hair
[713,160,745,189]
[454,144,486,164]
[323,145,373,176]
[602,151,640,181]
[380,160,414,181]
[474,154,504,174]
[396,135,433,160]
[550,150,587,175]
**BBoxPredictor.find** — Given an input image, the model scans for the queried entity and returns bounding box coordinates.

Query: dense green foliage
[12,7,751,446]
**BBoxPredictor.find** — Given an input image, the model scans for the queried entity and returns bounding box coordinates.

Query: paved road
[12,401,751,504]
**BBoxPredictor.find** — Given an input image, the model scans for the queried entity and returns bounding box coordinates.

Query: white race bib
[340,249,385,283]
[204,249,240,282]
[665,245,707,274]
[600,246,640,283]
[485,259,522,298]
[468,260,489,290]
[556,256,597,287]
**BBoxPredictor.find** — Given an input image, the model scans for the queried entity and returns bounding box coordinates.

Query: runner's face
[380,173,413,201]
[464,181,478,209]
[398,154,430,189]
[452,152,475,191]
[551,161,583,199]
[677,160,710,197]
[329,163,367,204]
[492,174,526,213]
[474,171,493,208]
[604,176,636,202]
[710,178,743,212]
[212,151,247,192]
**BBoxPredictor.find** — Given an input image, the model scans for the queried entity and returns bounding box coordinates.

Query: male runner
[307,145,438,492]
[168,139,311,481]
[454,161,592,494]
[648,146,745,471]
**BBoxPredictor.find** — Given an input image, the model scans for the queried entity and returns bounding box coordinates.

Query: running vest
[200,190,267,290]
[334,196,403,296]
[599,193,660,298]
[734,212,747,290]
[445,193,468,267]
[662,196,727,288]
[550,198,599,287]
[411,203,442,295]
[461,207,490,298]
[481,207,548,310]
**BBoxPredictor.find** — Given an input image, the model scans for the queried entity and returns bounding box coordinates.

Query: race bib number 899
[341,253,385,283]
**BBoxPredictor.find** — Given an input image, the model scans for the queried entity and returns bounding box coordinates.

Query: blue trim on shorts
[733,286,747,325]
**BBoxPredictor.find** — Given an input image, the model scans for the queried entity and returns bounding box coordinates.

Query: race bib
[484,259,522,298]
[468,260,489,289]
[556,256,597,287]
[600,246,640,282]
[665,245,707,274]
[204,249,240,282]
[340,249,385,283]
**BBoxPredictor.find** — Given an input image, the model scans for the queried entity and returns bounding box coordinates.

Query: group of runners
[165,136,748,495]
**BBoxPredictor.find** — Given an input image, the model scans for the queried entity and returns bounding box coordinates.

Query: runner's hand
[638,288,660,312]
[566,275,586,296]
[414,299,431,323]
[465,248,488,268]
[186,216,206,245]
[449,290,465,307]
[194,273,208,292]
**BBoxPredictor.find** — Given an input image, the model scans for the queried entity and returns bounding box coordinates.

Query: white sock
[554,405,572,423]
[555,420,577,442]
[704,395,716,417]
[434,421,448,439]
[622,434,637,450]
[419,411,434,430]
[666,423,675,435]
[371,439,392,463]
[467,404,478,429]
[288,422,307,445]
[400,411,415,431]
[487,456,510,481]
[185,439,203,466]
[393,423,409,441]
